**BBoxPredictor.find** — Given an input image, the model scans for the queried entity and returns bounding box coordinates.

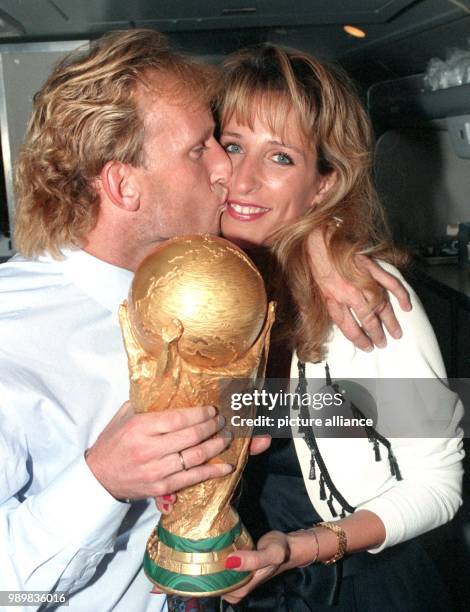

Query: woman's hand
[221,512,386,604]
[221,531,290,605]
[155,493,177,513]
[307,230,411,351]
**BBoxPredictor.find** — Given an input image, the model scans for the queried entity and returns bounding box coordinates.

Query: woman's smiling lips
[226,200,270,221]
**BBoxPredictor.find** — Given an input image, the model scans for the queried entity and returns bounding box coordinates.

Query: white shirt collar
[42,249,133,314]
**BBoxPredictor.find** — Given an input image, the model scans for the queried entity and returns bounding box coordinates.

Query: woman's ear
[99,161,140,212]
[311,170,338,207]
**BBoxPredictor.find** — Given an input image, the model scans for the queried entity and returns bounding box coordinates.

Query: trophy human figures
[119,234,275,597]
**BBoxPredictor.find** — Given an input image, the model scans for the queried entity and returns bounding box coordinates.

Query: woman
[159,45,464,610]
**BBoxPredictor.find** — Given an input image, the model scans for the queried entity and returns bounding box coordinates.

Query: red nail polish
[163,504,169,511]
[225,556,241,569]
[163,495,172,501]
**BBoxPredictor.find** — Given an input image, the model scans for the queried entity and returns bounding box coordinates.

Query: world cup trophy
[119,234,275,598]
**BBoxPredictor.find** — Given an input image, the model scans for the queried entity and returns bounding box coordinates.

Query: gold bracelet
[315,521,348,565]
[291,528,320,567]
[309,528,320,565]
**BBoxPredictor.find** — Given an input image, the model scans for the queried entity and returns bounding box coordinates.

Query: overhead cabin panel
[0,0,421,39]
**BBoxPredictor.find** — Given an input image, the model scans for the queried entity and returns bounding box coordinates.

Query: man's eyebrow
[194,124,215,145]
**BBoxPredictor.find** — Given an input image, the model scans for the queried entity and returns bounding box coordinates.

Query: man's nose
[210,141,231,192]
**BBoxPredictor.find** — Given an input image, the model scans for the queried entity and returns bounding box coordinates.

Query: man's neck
[82,195,161,271]
[83,237,166,272]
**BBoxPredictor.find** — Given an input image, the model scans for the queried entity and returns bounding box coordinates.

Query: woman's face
[220,110,332,248]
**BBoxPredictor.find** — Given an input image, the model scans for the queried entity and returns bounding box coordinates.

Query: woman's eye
[272,152,293,165]
[223,143,242,154]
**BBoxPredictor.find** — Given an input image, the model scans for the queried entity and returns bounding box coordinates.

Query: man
[0,29,409,611]
[0,29,239,612]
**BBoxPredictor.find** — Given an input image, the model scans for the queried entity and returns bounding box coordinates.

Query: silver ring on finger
[178,450,187,471]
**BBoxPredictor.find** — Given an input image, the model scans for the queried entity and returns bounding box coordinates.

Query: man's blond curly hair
[14,29,217,258]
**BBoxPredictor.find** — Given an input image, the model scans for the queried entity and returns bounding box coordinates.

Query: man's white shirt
[0,249,166,611]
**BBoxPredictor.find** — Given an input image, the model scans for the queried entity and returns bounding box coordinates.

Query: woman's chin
[221,219,265,249]
[221,231,263,249]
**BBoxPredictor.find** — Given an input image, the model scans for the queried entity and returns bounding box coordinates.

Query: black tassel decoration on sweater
[348,387,403,478]
[296,360,404,523]
[309,454,317,480]
[319,473,327,500]
[327,492,338,517]
[296,361,356,519]
[372,438,381,462]
[388,448,403,481]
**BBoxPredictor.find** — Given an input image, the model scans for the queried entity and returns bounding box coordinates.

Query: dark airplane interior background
[0,1,468,608]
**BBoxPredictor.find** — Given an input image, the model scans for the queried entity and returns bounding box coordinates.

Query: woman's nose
[231,155,261,195]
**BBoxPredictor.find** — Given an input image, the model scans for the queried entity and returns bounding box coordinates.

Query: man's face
[131,92,230,247]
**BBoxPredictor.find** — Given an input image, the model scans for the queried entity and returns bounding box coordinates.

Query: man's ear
[99,161,140,212]
[311,170,338,207]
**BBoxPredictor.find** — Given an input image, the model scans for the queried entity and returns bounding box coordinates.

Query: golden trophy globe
[119,234,275,597]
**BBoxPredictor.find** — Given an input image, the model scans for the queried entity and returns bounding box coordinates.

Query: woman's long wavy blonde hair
[219,44,403,362]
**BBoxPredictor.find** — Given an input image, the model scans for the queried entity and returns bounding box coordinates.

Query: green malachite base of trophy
[143,519,253,597]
